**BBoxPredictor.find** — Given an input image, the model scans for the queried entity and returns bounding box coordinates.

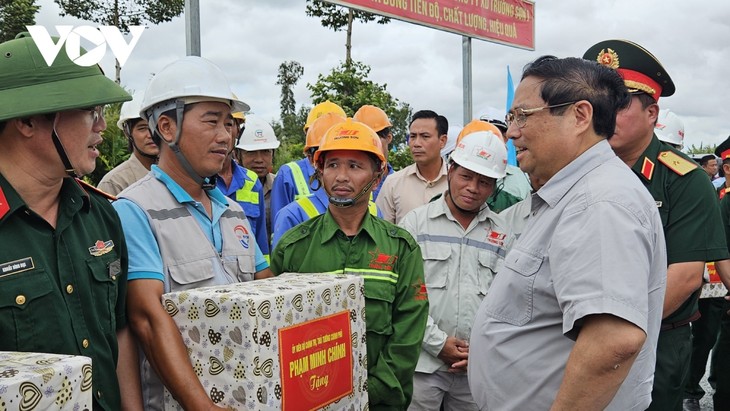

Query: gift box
[0,351,92,410]
[162,273,368,411]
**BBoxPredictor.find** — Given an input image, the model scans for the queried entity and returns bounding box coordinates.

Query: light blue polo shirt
[113,165,267,282]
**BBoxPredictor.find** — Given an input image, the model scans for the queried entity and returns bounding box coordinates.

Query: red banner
[325,0,535,50]
[278,310,353,411]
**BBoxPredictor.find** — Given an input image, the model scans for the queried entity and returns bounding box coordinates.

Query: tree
[0,0,40,43]
[308,60,412,148]
[54,0,184,82]
[305,0,389,65]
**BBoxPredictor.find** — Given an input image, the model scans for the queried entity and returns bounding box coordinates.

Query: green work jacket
[271,210,428,411]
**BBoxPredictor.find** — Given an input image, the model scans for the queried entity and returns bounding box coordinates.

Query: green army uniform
[271,210,429,411]
[585,39,728,411]
[0,175,128,410]
[630,136,728,411]
[713,191,730,409]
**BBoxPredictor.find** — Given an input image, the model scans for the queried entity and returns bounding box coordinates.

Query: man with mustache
[113,56,272,410]
[271,118,429,410]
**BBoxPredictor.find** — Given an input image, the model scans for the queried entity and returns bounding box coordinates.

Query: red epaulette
[75,178,117,201]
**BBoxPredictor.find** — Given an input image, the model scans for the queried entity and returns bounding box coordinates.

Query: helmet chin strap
[165,100,217,190]
[50,114,80,178]
[324,172,381,208]
[124,123,158,160]
[446,176,488,215]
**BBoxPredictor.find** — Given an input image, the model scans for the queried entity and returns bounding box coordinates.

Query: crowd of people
[2,29,730,411]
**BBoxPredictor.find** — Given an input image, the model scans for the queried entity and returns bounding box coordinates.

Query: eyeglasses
[74,106,105,125]
[505,101,576,129]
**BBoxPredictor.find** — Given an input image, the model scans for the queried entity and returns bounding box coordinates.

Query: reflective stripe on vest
[235,168,260,204]
[296,195,379,219]
[289,162,311,200]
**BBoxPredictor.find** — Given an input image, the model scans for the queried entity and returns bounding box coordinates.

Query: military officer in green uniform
[0,34,140,410]
[271,118,429,411]
[584,39,729,411]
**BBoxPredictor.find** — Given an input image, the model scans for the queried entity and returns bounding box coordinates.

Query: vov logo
[25,25,144,67]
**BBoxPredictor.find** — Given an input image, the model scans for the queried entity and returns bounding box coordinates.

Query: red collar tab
[641,157,655,180]
[0,187,9,219]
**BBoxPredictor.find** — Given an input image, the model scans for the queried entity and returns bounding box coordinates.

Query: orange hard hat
[304,112,347,153]
[353,105,392,133]
[313,118,385,170]
[457,120,504,143]
[303,100,347,131]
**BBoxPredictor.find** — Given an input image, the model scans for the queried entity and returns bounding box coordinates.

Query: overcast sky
[33,0,730,150]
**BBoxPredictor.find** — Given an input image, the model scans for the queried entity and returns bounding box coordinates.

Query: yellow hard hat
[457,120,504,144]
[313,118,385,170]
[304,112,346,153]
[353,105,392,133]
[232,111,246,120]
[304,100,347,131]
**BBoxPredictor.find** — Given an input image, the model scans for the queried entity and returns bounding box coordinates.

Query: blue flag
[505,66,517,166]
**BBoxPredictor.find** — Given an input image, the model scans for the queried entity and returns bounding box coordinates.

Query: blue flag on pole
[505,66,517,166]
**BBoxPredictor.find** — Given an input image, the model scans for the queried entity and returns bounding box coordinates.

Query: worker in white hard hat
[97,91,159,195]
[400,130,511,410]
[235,114,280,240]
[216,111,269,262]
[654,109,684,150]
[112,56,273,411]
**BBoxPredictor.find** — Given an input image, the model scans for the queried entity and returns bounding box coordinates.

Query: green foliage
[307,60,411,147]
[272,140,305,174]
[388,145,414,171]
[0,0,40,43]
[272,61,307,148]
[305,0,390,31]
[86,101,130,186]
[54,0,184,33]
[685,143,717,156]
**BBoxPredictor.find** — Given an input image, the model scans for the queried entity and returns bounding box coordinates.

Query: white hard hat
[442,124,462,158]
[655,109,685,148]
[449,130,507,179]
[117,90,145,130]
[140,56,249,123]
[236,114,280,151]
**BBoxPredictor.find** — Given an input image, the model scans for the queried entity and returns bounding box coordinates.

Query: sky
[32,0,730,150]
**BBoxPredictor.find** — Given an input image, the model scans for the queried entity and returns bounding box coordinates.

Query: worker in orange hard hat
[354,104,396,200]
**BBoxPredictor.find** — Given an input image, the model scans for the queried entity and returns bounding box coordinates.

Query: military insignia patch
[0,187,9,219]
[658,151,697,176]
[641,157,655,180]
[88,240,114,256]
[597,48,620,69]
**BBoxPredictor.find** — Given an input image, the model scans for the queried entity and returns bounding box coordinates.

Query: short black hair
[700,155,717,167]
[410,110,448,137]
[521,55,631,139]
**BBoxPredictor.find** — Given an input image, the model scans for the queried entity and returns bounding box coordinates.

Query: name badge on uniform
[0,257,34,278]
[656,201,662,208]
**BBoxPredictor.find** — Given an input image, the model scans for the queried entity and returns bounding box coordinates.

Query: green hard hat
[0,32,131,122]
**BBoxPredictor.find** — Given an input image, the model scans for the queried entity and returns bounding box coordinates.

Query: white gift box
[0,351,92,410]
[162,273,368,410]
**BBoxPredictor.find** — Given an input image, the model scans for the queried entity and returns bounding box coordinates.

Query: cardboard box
[0,351,92,410]
[162,273,368,410]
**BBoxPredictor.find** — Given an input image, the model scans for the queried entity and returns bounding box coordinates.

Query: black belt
[660,311,701,331]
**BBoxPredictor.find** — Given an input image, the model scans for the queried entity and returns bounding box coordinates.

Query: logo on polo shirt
[234,225,250,249]
[88,240,114,256]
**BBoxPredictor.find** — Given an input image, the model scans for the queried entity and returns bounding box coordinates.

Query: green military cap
[0,32,131,122]
[583,39,675,101]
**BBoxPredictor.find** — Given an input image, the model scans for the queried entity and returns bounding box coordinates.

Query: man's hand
[437,336,469,373]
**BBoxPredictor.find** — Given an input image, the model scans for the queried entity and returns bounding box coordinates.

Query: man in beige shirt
[97,91,158,195]
[376,110,448,224]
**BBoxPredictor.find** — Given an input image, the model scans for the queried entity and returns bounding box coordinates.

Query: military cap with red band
[583,39,675,101]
